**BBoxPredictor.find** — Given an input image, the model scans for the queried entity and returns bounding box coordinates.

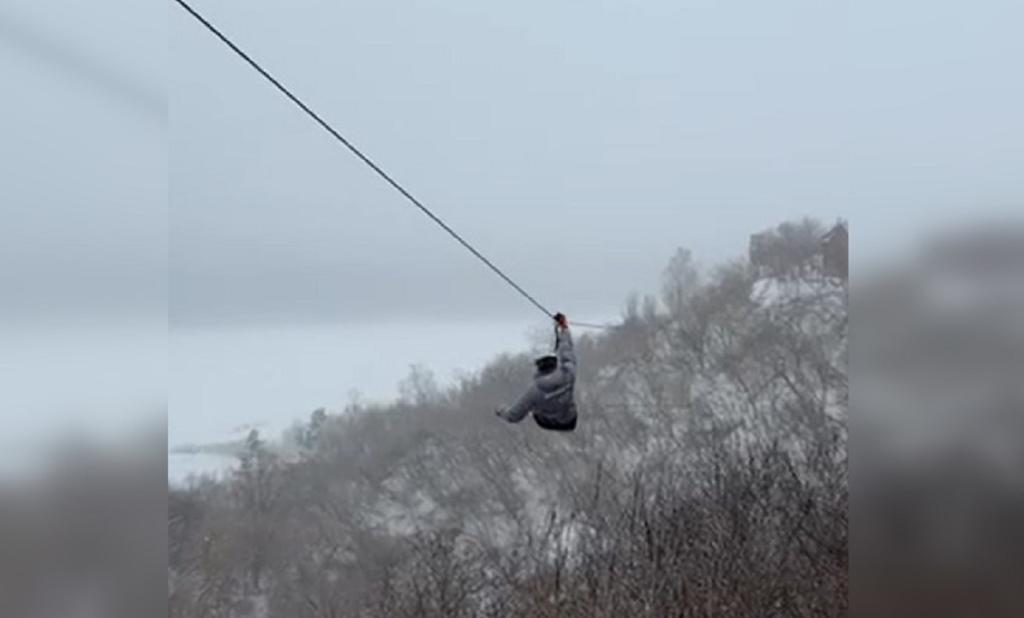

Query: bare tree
[168,218,848,617]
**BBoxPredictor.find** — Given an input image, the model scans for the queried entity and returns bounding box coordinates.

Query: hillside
[169,218,848,617]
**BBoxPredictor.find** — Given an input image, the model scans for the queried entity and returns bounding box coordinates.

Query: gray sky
[168,0,1022,327]
[3,0,1021,328]
[1,0,165,326]
[2,0,1021,464]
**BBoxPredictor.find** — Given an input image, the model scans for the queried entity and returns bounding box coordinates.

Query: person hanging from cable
[496,312,578,432]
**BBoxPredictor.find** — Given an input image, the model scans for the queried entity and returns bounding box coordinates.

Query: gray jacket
[503,326,577,431]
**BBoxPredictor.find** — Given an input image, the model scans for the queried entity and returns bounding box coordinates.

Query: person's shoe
[495,407,509,421]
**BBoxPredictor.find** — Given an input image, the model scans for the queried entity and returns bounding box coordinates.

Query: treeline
[169,218,848,617]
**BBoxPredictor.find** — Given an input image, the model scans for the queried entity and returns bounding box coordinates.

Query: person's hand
[554,312,568,328]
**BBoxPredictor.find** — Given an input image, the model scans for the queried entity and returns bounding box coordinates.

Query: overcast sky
[3,0,1022,329]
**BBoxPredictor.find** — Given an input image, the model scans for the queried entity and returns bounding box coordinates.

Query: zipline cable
[173,0,576,322]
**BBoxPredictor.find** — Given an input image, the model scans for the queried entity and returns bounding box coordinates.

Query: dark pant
[533,414,577,432]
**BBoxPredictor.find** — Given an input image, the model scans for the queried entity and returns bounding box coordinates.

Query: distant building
[748,230,777,279]
[749,219,848,281]
[821,221,848,280]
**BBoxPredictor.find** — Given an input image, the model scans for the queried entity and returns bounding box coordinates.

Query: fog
[169,0,1016,327]
[0,0,1022,615]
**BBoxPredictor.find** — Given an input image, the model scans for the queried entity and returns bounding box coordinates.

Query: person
[496,312,578,431]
